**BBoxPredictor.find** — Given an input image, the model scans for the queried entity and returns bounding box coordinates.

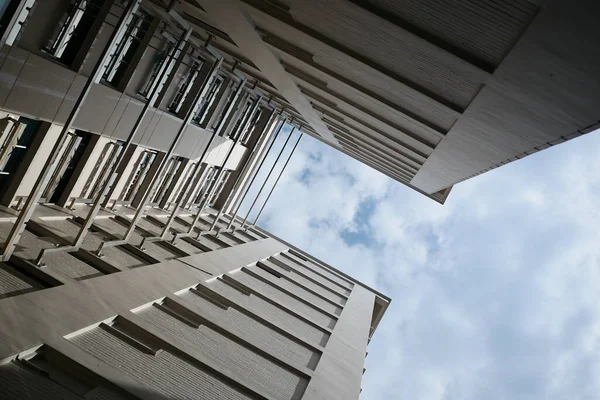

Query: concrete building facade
[0,215,389,399]
[0,0,596,396]
[188,0,600,203]
[0,1,389,398]
[0,0,595,208]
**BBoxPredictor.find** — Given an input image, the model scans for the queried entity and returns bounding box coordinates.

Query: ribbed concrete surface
[232,271,337,329]
[142,242,179,261]
[272,254,352,295]
[0,361,127,400]
[138,304,308,400]
[214,233,241,247]
[368,0,538,67]
[248,266,343,316]
[210,279,330,346]
[82,233,148,269]
[177,215,213,231]
[43,251,104,281]
[196,234,226,250]
[0,222,102,281]
[92,218,145,246]
[263,258,347,304]
[181,289,320,369]
[283,252,354,289]
[71,325,256,400]
[234,230,260,243]
[0,223,52,260]
[0,263,41,299]
[220,232,246,245]
[33,219,148,270]
[171,238,204,255]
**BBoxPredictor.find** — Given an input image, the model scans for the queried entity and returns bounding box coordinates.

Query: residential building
[0,212,389,399]
[0,0,596,395]
[0,0,595,208]
[0,1,389,398]
[189,0,600,203]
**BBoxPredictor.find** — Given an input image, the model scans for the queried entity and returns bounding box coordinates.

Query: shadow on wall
[0,356,272,400]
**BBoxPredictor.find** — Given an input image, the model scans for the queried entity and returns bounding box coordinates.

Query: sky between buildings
[239,126,600,400]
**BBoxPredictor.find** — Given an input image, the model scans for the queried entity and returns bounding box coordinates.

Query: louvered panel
[249,4,458,131]
[283,0,487,108]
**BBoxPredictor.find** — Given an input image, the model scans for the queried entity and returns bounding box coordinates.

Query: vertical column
[130,151,166,208]
[54,133,103,207]
[251,133,303,228]
[301,284,375,400]
[158,158,189,209]
[211,107,276,211]
[226,113,281,217]
[0,0,142,261]
[115,14,161,92]
[240,126,295,229]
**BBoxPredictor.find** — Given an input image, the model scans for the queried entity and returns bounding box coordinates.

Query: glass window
[193,165,217,205]
[211,82,239,131]
[241,107,263,144]
[229,97,253,141]
[44,0,105,66]
[168,58,204,114]
[192,74,225,126]
[208,170,231,206]
[138,40,176,99]
[103,9,152,87]
[122,149,157,203]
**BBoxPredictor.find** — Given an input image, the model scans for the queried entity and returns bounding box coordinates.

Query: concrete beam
[189,0,334,141]
[242,0,466,113]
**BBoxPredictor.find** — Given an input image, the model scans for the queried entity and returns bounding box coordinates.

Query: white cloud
[241,127,600,400]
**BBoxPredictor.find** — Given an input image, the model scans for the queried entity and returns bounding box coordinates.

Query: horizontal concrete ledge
[0,238,287,360]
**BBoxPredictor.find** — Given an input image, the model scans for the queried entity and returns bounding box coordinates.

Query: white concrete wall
[15,124,63,198]
[200,140,247,170]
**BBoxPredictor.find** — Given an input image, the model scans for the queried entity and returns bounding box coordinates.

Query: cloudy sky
[239,125,600,400]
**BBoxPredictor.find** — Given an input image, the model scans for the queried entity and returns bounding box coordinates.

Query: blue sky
[239,126,600,400]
